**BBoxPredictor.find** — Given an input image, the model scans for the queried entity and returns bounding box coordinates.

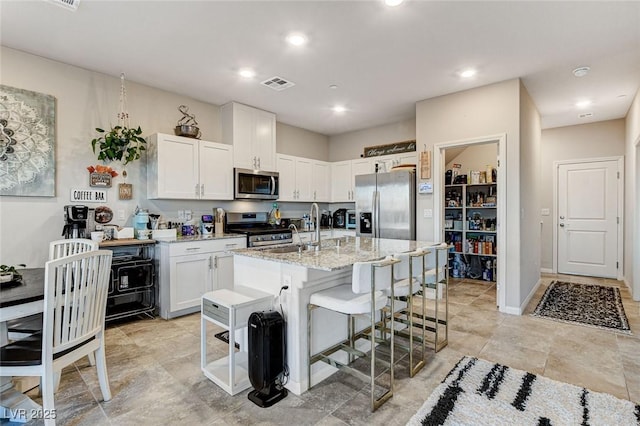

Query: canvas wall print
[0,85,56,197]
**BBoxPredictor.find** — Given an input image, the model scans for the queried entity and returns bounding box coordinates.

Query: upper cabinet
[221,102,276,171]
[371,152,418,173]
[330,158,373,202]
[277,154,330,202]
[147,133,233,200]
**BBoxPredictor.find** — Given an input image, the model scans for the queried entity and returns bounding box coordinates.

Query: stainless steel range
[225,212,292,247]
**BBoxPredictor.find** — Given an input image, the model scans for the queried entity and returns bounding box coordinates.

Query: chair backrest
[393,249,430,281]
[49,239,99,260]
[42,250,113,360]
[352,257,395,294]
[420,243,449,270]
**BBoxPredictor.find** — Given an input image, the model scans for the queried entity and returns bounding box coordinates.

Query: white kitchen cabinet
[147,133,233,200]
[331,229,356,238]
[157,237,246,319]
[221,102,276,171]
[277,154,329,202]
[331,158,373,202]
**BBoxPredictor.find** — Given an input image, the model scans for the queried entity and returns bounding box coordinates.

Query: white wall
[539,119,626,271]
[625,88,640,300]
[0,47,329,268]
[416,79,524,311]
[276,122,329,161]
[445,144,497,173]
[329,118,416,162]
[518,81,542,303]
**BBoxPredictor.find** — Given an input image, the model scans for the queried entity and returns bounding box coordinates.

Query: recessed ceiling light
[385,0,404,6]
[578,112,593,119]
[238,68,256,79]
[332,105,346,113]
[617,94,627,99]
[572,66,590,77]
[329,84,338,89]
[286,33,308,47]
[460,69,476,78]
[575,100,592,108]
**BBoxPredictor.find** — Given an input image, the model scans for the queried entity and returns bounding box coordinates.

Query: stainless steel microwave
[234,168,279,200]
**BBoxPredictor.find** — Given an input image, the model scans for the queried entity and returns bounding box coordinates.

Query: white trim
[552,156,624,280]
[433,133,507,312]
[540,268,553,274]
[503,277,543,315]
[634,135,640,301]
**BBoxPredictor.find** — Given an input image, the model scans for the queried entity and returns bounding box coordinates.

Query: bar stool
[307,256,399,412]
[417,243,449,352]
[384,248,430,377]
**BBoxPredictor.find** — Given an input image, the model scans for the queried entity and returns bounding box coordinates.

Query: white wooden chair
[8,239,100,367]
[0,250,113,425]
[307,256,399,412]
[49,239,99,260]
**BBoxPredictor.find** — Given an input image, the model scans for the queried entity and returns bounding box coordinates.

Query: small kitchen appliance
[320,210,332,227]
[225,212,292,247]
[201,214,214,236]
[247,311,287,407]
[133,209,150,239]
[346,210,356,229]
[62,205,89,239]
[234,168,279,200]
[332,209,347,228]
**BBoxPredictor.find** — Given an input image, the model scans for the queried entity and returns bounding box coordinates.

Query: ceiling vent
[578,112,593,119]
[44,0,80,11]
[261,76,295,91]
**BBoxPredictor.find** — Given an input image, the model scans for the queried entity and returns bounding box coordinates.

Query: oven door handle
[270,176,276,196]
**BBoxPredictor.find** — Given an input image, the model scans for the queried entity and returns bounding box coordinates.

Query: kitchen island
[232,236,440,395]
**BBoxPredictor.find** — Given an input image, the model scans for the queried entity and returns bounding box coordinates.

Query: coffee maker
[62,205,89,239]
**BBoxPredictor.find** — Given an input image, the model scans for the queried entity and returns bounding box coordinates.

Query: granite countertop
[232,237,441,271]
[155,234,245,243]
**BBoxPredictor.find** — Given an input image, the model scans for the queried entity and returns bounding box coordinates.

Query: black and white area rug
[407,356,640,425]
[531,281,631,334]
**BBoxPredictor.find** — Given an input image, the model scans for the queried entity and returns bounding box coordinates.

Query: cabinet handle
[225,243,238,248]
[195,184,199,197]
[209,256,213,269]
[186,247,201,251]
[214,256,218,269]
[314,190,316,200]
[200,184,204,197]
[257,157,261,169]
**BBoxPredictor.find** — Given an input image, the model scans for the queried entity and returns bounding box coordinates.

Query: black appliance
[62,205,89,239]
[248,311,287,407]
[346,210,356,229]
[225,212,292,247]
[445,169,453,185]
[320,211,332,227]
[234,168,279,200]
[106,249,155,321]
[332,208,347,228]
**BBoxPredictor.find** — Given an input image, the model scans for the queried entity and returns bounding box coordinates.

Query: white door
[277,154,297,201]
[557,160,619,278]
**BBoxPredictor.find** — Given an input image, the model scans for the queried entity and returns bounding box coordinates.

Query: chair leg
[53,372,61,393]
[307,304,313,390]
[41,372,55,426]
[87,352,96,366]
[348,315,355,364]
[95,340,112,401]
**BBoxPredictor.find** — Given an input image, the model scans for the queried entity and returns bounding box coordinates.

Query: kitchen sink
[265,244,314,254]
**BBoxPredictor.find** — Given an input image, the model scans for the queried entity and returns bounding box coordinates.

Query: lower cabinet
[156,237,246,319]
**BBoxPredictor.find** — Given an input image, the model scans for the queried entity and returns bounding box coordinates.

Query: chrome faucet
[288,223,302,246]
[309,202,321,251]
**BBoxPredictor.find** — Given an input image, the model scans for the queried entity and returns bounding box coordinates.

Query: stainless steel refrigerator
[355,169,416,240]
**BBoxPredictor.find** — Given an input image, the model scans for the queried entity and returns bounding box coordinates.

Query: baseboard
[510,278,543,316]
[540,268,553,274]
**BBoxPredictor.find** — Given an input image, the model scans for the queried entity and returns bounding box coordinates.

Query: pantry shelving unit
[444,183,497,282]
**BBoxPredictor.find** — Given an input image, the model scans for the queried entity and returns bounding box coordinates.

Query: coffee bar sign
[70,188,107,203]
[363,140,416,158]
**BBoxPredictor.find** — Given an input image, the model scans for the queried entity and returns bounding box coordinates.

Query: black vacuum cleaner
[247,310,288,407]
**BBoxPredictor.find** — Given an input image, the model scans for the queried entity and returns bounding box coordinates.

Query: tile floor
[11,273,640,425]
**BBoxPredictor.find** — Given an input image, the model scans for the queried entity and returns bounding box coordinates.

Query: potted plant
[91,125,146,165]
[0,263,26,283]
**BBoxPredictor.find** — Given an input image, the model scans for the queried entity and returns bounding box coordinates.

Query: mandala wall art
[0,85,56,197]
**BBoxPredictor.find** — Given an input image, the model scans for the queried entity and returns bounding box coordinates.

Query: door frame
[634,136,640,300]
[433,133,507,312]
[552,156,624,280]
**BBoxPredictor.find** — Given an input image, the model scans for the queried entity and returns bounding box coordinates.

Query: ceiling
[1,0,639,136]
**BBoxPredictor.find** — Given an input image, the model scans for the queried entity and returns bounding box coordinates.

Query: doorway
[433,134,506,312]
[553,157,624,280]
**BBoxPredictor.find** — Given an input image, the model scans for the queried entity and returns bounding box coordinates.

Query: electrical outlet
[185,210,192,221]
[423,209,433,218]
[118,209,125,220]
[541,208,550,216]
[178,210,185,220]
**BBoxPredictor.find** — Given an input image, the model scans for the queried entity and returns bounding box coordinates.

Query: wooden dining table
[0,268,45,422]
